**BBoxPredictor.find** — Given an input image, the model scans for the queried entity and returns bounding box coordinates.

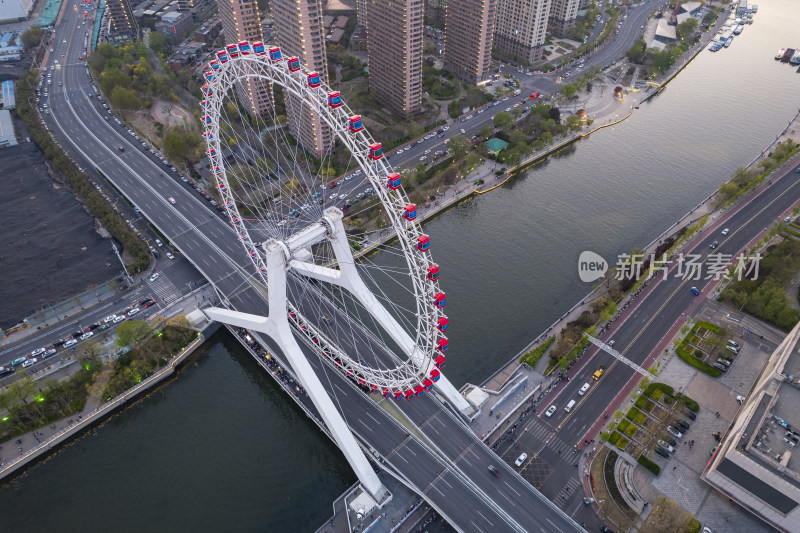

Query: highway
[36,2,583,531]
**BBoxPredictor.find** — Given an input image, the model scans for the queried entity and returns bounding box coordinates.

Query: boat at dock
[776,48,786,59]
[724,37,733,48]
[791,50,800,65]
[709,42,723,52]
[782,48,795,62]
[733,25,744,35]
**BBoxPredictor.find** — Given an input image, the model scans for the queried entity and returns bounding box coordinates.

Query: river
[1,1,798,529]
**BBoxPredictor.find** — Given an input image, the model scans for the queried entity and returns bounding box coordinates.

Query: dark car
[710,240,719,249]
[655,447,670,459]
[488,465,500,477]
[88,323,101,330]
[665,437,677,447]
[52,339,65,347]
[683,409,697,420]
[676,420,690,432]
[600,526,615,533]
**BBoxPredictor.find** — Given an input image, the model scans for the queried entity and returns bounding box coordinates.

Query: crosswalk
[553,478,581,508]
[148,274,181,304]
[526,423,575,461]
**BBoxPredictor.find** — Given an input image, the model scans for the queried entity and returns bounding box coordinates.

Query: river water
[1,2,799,529]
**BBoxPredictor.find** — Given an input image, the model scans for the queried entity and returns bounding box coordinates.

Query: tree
[20,26,43,50]
[164,131,190,161]
[408,122,425,140]
[560,83,577,99]
[479,124,494,140]
[115,320,152,347]
[464,152,481,171]
[110,86,142,109]
[626,39,647,64]
[566,114,582,131]
[149,32,168,54]
[676,18,698,41]
[447,134,469,159]
[492,111,514,131]
[549,107,561,123]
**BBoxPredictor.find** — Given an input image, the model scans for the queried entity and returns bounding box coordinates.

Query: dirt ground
[151,97,196,130]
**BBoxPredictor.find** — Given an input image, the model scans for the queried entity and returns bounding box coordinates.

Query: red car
[118,146,125,152]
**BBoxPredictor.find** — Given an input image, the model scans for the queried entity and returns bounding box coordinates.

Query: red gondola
[215,50,228,63]
[268,46,282,61]
[212,166,221,175]
[386,172,401,190]
[218,182,227,192]
[437,338,449,352]
[202,115,211,124]
[416,234,430,252]
[426,264,440,281]
[201,84,212,97]
[203,131,214,139]
[423,378,433,390]
[206,147,216,157]
[383,387,391,398]
[226,43,239,59]
[327,91,342,108]
[433,292,446,308]
[414,385,425,397]
[252,41,266,55]
[348,115,363,132]
[307,71,321,87]
[204,70,214,82]
[209,59,220,70]
[436,316,449,332]
[201,100,211,109]
[394,390,404,401]
[430,368,441,382]
[402,204,417,221]
[287,56,301,71]
[370,384,379,394]
[404,389,415,400]
[435,355,446,369]
[238,40,251,55]
[368,142,383,160]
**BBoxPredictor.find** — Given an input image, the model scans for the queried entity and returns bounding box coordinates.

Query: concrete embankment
[0,324,218,481]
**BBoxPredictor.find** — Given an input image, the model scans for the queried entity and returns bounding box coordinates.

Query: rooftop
[486,138,509,153]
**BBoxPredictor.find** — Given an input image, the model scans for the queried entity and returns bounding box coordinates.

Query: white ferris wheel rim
[200,44,448,393]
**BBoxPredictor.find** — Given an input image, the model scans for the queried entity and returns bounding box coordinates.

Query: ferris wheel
[200,41,457,403]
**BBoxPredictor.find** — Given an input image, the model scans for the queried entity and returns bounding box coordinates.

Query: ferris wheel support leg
[203,240,389,503]
[312,208,473,416]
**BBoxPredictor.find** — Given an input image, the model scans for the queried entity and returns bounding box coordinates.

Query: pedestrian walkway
[554,478,582,508]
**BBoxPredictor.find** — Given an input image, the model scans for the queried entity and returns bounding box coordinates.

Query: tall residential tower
[366,0,423,119]
[493,0,551,64]
[107,0,138,40]
[549,0,579,37]
[270,0,332,159]
[216,0,272,117]
[443,0,496,82]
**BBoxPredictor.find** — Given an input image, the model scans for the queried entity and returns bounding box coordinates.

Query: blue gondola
[327,91,342,108]
[269,46,282,61]
[252,41,265,55]
[238,40,251,55]
[204,71,214,82]
[307,71,321,87]
[368,142,383,160]
[287,56,301,71]
[402,204,417,221]
[387,172,401,190]
[348,115,363,132]
[416,234,430,252]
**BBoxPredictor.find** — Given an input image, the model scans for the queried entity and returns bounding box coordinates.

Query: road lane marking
[475,510,494,526]
[503,481,522,498]
[546,518,565,533]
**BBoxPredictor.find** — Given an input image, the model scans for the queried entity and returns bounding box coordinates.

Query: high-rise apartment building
[270,0,332,159]
[366,0,423,119]
[493,0,551,64]
[578,0,592,10]
[443,0,496,82]
[549,0,579,37]
[217,0,272,117]
[107,0,138,40]
[356,0,368,28]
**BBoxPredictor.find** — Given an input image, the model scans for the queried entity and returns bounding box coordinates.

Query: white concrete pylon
[204,239,388,502]
[288,208,473,415]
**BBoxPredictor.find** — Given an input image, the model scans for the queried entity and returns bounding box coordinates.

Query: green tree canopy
[676,18,698,41]
[20,26,42,50]
[560,83,577,98]
[115,320,152,348]
[479,123,494,140]
[110,85,142,109]
[148,32,168,54]
[492,111,514,131]
[447,134,469,159]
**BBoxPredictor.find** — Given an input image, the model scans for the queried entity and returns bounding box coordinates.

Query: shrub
[638,455,661,475]
[626,407,641,421]
[634,412,646,425]
[625,424,637,437]
[635,396,647,409]
[617,436,629,449]
[677,393,700,412]
[651,389,663,401]
[609,432,622,445]
[663,395,674,405]
[520,336,555,367]
[617,419,630,432]
[694,349,703,358]
[676,342,723,377]
[645,383,674,398]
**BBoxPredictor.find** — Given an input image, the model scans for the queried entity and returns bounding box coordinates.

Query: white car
[128,308,140,317]
[545,405,557,417]
[112,315,125,324]
[329,194,338,200]
[166,252,175,260]
[149,273,160,282]
[22,358,38,368]
[578,382,590,396]
[460,129,466,134]
[65,338,78,347]
[31,347,46,356]
[277,220,287,226]
[338,194,347,200]
[104,315,117,323]
[658,440,675,453]
[80,331,94,340]
[667,426,683,439]
[514,453,528,467]
[721,228,729,235]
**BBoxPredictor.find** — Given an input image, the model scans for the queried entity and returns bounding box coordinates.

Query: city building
[155,11,194,40]
[578,0,592,9]
[703,322,800,531]
[0,0,33,23]
[548,0,579,37]
[177,0,214,20]
[355,0,367,28]
[366,0,423,119]
[1,80,15,110]
[493,0,551,64]
[193,13,222,43]
[424,0,444,27]
[107,0,139,40]
[443,0,496,82]
[270,0,331,160]
[216,0,272,117]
